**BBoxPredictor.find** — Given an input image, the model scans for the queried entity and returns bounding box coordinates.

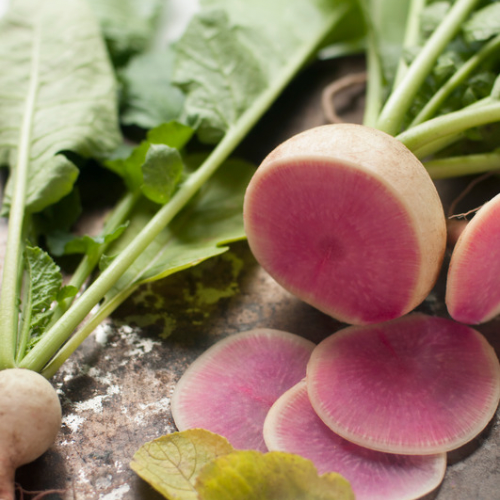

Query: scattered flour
[99,483,131,500]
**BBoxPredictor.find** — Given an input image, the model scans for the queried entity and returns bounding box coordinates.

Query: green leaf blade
[0,0,122,214]
[24,246,62,335]
[103,157,255,300]
[174,10,268,144]
[120,49,186,129]
[141,144,184,205]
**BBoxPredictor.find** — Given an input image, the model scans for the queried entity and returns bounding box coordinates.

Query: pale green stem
[41,285,138,379]
[425,152,500,179]
[376,0,481,135]
[20,9,345,374]
[0,25,41,370]
[363,41,383,127]
[410,98,492,157]
[392,0,426,88]
[48,190,141,326]
[411,34,500,126]
[16,272,32,364]
[397,101,500,152]
[357,0,383,127]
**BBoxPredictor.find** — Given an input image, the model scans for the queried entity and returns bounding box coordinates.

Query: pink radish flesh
[264,380,446,500]
[171,329,315,451]
[244,124,446,325]
[307,313,500,455]
[446,193,500,324]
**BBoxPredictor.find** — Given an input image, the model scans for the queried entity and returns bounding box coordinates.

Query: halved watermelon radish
[306,313,500,455]
[171,328,315,451]
[446,193,500,324]
[243,124,446,325]
[264,380,446,500]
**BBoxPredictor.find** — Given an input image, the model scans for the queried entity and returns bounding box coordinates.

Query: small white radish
[243,124,447,325]
[0,368,62,500]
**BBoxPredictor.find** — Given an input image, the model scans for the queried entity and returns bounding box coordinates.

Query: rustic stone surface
[13,56,500,500]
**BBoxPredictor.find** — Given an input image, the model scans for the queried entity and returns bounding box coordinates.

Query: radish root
[322,72,367,124]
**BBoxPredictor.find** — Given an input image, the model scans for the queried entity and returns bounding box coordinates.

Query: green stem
[0,24,41,370]
[392,0,426,88]
[363,37,383,127]
[16,272,32,364]
[410,98,491,157]
[376,0,480,135]
[396,101,500,152]
[411,34,500,126]
[425,152,500,179]
[356,0,383,127]
[48,190,140,326]
[20,10,344,374]
[41,285,138,379]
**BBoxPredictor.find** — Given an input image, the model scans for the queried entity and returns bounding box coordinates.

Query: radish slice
[307,313,500,455]
[264,380,446,500]
[446,193,500,324]
[171,328,315,451]
[243,124,446,325]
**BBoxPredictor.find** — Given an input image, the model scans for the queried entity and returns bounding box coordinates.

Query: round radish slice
[446,193,500,324]
[264,380,446,500]
[307,313,500,455]
[171,328,315,451]
[243,124,446,325]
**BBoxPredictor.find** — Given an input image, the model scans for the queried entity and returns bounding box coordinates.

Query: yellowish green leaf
[196,450,355,500]
[130,429,234,500]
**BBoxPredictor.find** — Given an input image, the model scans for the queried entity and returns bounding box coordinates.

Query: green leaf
[105,121,193,192]
[421,2,452,38]
[463,3,500,43]
[120,49,186,129]
[141,144,184,205]
[46,223,129,258]
[174,10,268,144]
[103,156,255,302]
[197,451,355,500]
[33,188,82,235]
[0,0,121,214]
[131,429,234,500]
[86,0,164,66]
[24,246,63,336]
[175,0,355,143]
[147,122,194,149]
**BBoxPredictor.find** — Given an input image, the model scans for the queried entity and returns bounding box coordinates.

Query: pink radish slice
[264,380,446,500]
[171,328,315,451]
[307,313,500,455]
[243,124,446,325]
[446,193,500,324]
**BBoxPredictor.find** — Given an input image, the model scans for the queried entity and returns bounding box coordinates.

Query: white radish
[243,124,447,325]
[0,368,62,500]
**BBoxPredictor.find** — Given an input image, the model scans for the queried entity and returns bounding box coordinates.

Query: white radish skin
[0,368,62,500]
[244,124,446,324]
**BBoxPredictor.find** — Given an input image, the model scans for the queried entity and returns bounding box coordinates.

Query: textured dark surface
[14,56,500,500]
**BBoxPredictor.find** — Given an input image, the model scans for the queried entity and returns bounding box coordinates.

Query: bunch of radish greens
[0,0,500,498]
[0,0,360,496]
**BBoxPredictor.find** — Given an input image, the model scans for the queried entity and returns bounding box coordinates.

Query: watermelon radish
[446,193,500,324]
[264,380,447,500]
[170,329,315,451]
[306,313,500,455]
[243,124,446,325]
